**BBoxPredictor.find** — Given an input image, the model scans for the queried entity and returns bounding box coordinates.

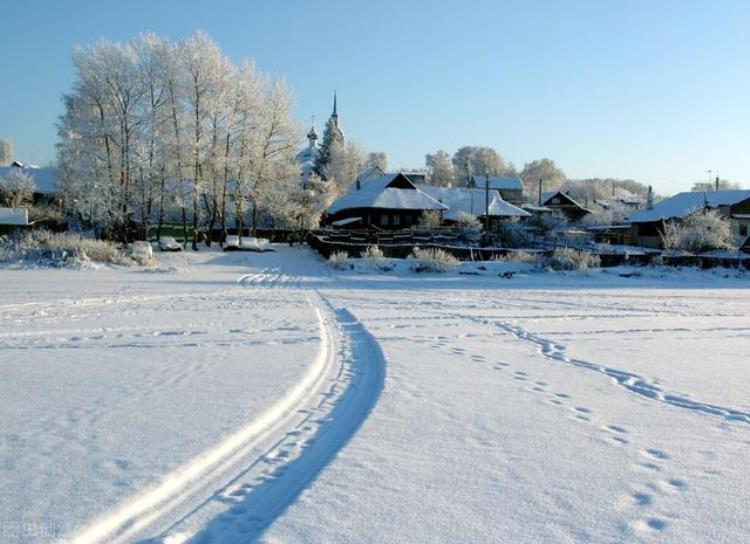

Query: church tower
[328,91,344,144]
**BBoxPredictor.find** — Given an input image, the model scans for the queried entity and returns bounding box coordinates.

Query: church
[296,93,344,188]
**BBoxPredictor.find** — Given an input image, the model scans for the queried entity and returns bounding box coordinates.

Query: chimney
[646,185,653,210]
[356,175,361,191]
[715,175,720,192]
[537,178,542,206]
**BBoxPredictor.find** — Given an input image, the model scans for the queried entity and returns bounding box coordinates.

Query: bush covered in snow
[361,244,384,262]
[0,230,129,267]
[418,210,443,229]
[454,212,483,243]
[327,250,353,270]
[411,247,459,273]
[544,247,601,271]
[495,250,539,263]
[495,221,533,248]
[660,209,735,253]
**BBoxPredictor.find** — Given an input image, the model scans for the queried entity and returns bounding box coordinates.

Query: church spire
[332,91,338,118]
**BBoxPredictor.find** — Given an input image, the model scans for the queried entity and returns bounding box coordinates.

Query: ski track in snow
[460,314,750,425]
[62,271,386,544]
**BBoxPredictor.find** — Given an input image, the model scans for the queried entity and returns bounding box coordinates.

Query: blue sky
[1,0,748,193]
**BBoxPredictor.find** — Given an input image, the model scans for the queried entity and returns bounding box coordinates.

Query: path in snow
[63,272,386,543]
[468,315,750,424]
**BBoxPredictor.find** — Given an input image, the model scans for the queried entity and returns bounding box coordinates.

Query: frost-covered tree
[313,113,345,181]
[0,169,36,208]
[691,179,742,192]
[452,146,510,186]
[425,150,455,186]
[365,152,387,172]
[0,140,13,165]
[57,31,301,245]
[660,209,734,253]
[327,142,365,193]
[520,158,566,197]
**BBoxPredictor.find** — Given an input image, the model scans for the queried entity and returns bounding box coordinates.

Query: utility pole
[538,178,543,206]
[485,172,490,233]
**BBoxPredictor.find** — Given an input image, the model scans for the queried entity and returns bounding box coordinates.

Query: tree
[691,179,742,192]
[0,140,12,165]
[327,142,365,193]
[452,146,510,186]
[0,169,35,207]
[520,158,566,198]
[365,152,387,172]
[660,209,734,253]
[425,150,455,186]
[313,113,345,181]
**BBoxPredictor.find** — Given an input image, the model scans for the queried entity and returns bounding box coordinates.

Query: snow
[328,174,447,214]
[627,190,750,223]
[418,185,530,219]
[0,247,749,543]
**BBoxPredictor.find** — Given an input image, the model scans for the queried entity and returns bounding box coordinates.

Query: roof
[626,190,750,223]
[470,175,524,191]
[0,207,29,226]
[418,185,530,219]
[541,190,590,211]
[328,173,448,214]
[0,165,58,195]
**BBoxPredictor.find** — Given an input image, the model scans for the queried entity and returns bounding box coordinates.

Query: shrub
[455,212,482,243]
[411,247,458,273]
[544,247,601,271]
[495,221,532,248]
[494,250,539,263]
[0,230,128,267]
[361,244,384,262]
[418,210,443,229]
[328,250,353,270]
[660,209,734,253]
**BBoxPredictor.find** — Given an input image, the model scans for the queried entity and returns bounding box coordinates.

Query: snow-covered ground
[0,247,748,543]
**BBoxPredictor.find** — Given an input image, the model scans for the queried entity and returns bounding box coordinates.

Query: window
[740,223,748,237]
[393,215,401,226]
[379,214,389,226]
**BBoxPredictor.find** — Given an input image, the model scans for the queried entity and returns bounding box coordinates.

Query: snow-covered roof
[331,217,361,226]
[444,194,530,221]
[471,175,524,191]
[626,190,750,223]
[328,173,448,214]
[418,185,530,219]
[295,144,318,165]
[0,207,29,226]
[0,165,58,196]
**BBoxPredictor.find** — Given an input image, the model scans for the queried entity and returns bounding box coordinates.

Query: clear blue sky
[1,0,748,193]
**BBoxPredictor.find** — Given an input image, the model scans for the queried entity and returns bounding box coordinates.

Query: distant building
[295,123,319,188]
[0,162,59,204]
[469,175,525,205]
[540,191,592,222]
[627,190,750,248]
[325,172,447,229]
[418,185,530,226]
[0,208,29,234]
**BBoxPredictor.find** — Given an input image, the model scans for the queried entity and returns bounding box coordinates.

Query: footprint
[574,406,591,414]
[607,425,628,434]
[555,393,570,399]
[632,492,653,506]
[645,448,670,460]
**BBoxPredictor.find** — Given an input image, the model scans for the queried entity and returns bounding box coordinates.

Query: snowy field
[0,247,748,543]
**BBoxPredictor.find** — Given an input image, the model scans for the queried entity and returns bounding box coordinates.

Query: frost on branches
[660,209,735,254]
[56,32,304,244]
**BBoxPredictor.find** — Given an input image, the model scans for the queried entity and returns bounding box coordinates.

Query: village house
[626,190,750,248]
[468,175,525,205]
[0,161,59,204]
[540,191,592,223]
[418,185,530,228]
[324,172,447,229]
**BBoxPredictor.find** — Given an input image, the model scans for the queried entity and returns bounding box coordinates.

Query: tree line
[57,31,310,247]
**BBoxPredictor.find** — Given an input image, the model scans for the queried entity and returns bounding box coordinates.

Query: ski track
[462,314,750,425]
[62,272,385,544]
